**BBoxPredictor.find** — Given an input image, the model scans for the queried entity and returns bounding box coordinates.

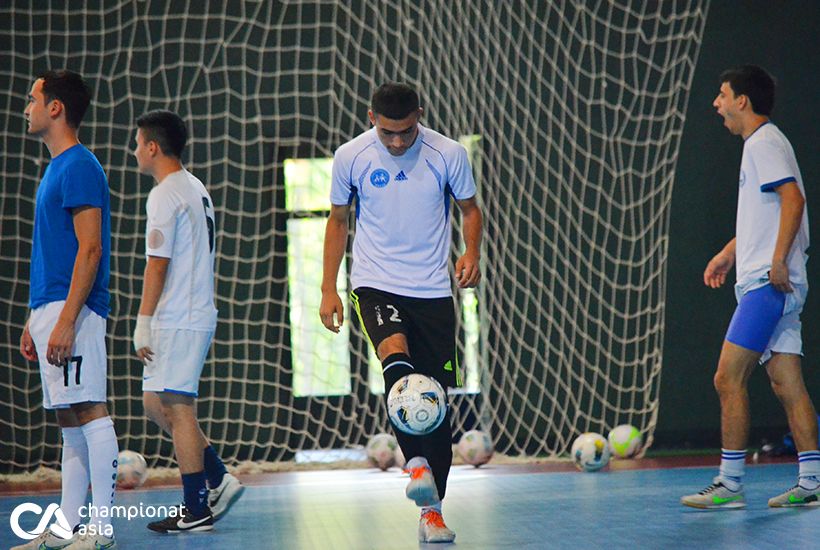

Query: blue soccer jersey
[330,125,477,298]
[30,144,111,317]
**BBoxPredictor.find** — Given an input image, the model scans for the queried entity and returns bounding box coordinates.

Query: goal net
[0,0,710,471]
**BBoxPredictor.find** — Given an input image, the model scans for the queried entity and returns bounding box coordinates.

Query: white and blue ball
[116,450,148,489]
[387,374,447,436]
[571,432,610,472]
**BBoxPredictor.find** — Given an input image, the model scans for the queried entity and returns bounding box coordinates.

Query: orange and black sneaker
[418,509,455,543]
[405,457,440,507]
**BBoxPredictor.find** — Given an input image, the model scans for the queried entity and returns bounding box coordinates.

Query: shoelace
[421,510,447,528]
[698,482,723,495]
[409,466,429,480]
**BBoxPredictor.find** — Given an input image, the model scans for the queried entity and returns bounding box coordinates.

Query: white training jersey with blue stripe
[736,122,809,288]
[330,124,476,298]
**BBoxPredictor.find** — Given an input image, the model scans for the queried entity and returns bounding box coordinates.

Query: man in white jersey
[681,65,819,509]
[14,70,119,550]
[131,110,243,533]
[320,83,483,543]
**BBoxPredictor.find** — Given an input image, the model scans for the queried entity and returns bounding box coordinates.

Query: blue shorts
[725,284,786,353]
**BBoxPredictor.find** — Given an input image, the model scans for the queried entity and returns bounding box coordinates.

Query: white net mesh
[0,0,710,471]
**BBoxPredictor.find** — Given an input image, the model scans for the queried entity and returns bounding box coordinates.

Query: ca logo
[10,503,73,541]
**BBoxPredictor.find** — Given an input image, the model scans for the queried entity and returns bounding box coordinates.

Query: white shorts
[762,284,807,363]
[735,282,807,364]
[142,328,213,397]
[28,301,108,409]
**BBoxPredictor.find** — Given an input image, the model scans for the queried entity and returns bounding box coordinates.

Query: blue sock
[203,445,227,489]
[181,471,208,516]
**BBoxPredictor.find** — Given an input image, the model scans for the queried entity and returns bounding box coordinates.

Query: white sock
[60,427,90,529]
[718,448,746,489]
[798,450,820,485]
[81,416,119,533]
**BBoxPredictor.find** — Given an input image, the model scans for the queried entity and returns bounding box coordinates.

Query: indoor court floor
[2,461,817,549]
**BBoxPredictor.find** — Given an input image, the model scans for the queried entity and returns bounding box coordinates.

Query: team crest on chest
[370,168,390,188]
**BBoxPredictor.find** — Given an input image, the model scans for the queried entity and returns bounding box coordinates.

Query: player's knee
[377,333,409,359]
[159,398,196,425]
[769,377,804,405]
[142,393,163,424]
[713,369,741,395]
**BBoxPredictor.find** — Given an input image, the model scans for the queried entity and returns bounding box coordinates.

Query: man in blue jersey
[15,70,118,550]
[320,83,483,543]
[681,65,818,509]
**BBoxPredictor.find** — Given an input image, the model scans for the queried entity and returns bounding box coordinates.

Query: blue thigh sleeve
[725,284,786,353]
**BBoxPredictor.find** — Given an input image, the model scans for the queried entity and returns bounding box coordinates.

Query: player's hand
[455,251,481,288]
[768,260,793,293]
[703,252,734,289]
[47,317,75,367]
[133,314,154,364]
[20,320,38,362]
[319,291,344,333]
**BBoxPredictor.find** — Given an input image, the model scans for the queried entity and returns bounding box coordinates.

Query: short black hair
[719,65,776,116]
[136,110,187,158]
[38,70,91,129]
[371,82,420,120]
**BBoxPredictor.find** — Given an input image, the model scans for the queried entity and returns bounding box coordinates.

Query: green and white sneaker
[681,478,746,509]
[768,481,820,508]
[9,528,74,550]
[63,531,116,550]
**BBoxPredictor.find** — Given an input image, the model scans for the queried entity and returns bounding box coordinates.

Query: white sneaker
[62,532,116,550]
[405,457,440,507]
[418,509,456,543]
[768,480,820,507]
[9,528,74,550]
[208,472,245,520]
[680,477,746,509]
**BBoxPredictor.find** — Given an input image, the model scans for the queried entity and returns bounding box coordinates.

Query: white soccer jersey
[145,169,218,330]
[330,125,477,298]
[736,122,809,288]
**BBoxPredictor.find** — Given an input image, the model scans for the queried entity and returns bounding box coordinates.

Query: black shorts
[350,287,460,388]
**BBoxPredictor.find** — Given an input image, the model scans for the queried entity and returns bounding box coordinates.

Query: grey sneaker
[208,472,245,520]
[768,481,820,508]
[418,509,456,543]
[63,531,116,550]
[9,528,74,550]
[681,478,746,509]
[405,457,440,507]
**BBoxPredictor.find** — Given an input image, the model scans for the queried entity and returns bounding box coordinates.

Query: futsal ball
[387,374,447,436]
[366,432,398,471]
[116,450,148,489]
[571,432,610,472]
[457,430,494,467]
[607,424,643,458]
